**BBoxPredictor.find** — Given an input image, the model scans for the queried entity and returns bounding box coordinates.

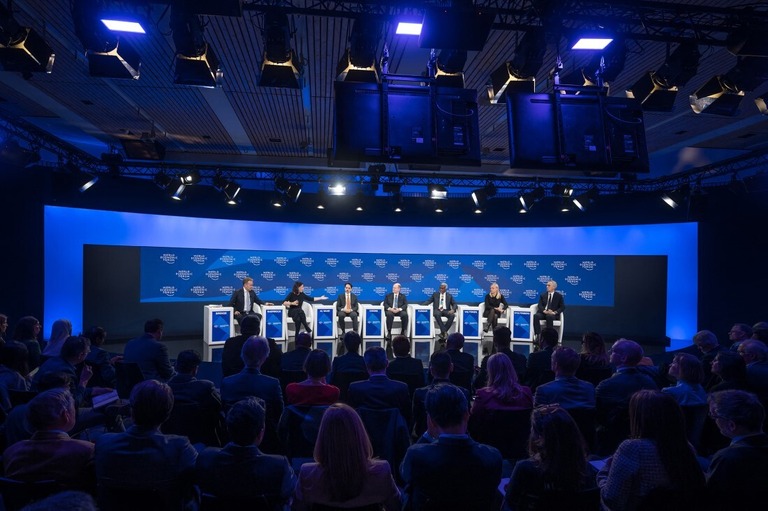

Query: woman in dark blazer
[483,282,508,333]
[283,281,327,335]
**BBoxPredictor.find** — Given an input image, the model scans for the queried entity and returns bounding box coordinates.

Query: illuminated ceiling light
[100,19,145,34]
[328,182,347,196]
[316,188,327,209]
[519,186,545,212]
[396,22,421,36]
[354,190,365,211]
[571,37,613,50]
[756,94,768,115]
[259,10,302,89]
[65,161,99,192]
[433,200,445,213]
[171,5,222,87]
[0,5,55,74]
[552,184,573,197]
[270,192,285,207]
[560,197,573,212]
[429,184,448,199]
[337,17,382,83]
[153,171,184,200]
[285,182,302,202]
[213,174,241,205]
[434,49,467,88]
[661,187,687,209]
[471,182,497,207]
[572,188,599,212]
[180,169,201,185]
[392,192,404,212]
[627,42,700,112]
[488,29,545,103]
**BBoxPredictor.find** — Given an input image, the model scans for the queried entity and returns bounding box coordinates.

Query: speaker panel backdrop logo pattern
[140,247,614,307]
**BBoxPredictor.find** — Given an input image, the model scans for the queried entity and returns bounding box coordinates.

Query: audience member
[222,314,261,378]
[329,331,367,380]
[196,397,296,504]
[293,403,400,510]
[4,371,71,447]
[280,331,312,372]
[84,326,121,388]
[285,349,339,406]
[694,329,727,389]
[11,315,43,370]
[576,331,612,386]
[384,283,408,342]
[472,353,532,414]
[401,383,502,510]
[708,351,747,392]
[336,282,360,339]
[662,352,707,406]
[42,318,73,357]
[261,337,284,380]
[728,322,753,351]
[753,321,768,343]
[412,351,471,440]
[0,341,31,412]
[167,349,223,429]
[525,326,558,389]
[18,490,98,511]
[475,326,527,390]
[503,405,598,511]
[534,346,595,409]
[445,332,474,374]
[3,388,94,490]
[0,312,8,345]
[706,390,768,510]
[533,280,564,341]
[95,380,198,509]
[738,339,768,402]
[123,318,175,381]
[597,390,705,510]
[482,282,508,333]
[386,335,426,396]
[348,346,411,427]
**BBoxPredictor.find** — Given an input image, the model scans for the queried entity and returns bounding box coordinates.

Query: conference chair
[277,404,329,472]
[467,408,532,462]
[356,407,411,485]
[332,300,363,339]
[115,361,145,399]
[380,301,407,338]
[477,302,510,336]
[529,303,565,344]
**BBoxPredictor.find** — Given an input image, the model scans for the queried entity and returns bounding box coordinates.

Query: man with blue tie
[384,283,408,342]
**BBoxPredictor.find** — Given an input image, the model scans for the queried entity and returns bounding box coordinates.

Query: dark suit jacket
[525,347,556,389]
[3,431,94,488]
[330,352,367,375]
[348,375,412,427]
[336,292,360,313]
[475,348,527,390]
[595,367,658,425]
[280,346,312,372]
[222,334,248,378]
[533,375,596,409]
[446,349,475,373]
[384,292,408,311]
[537,291,565,315]
[86,346,117,388]
[401,435,502,511]
[707,432,768,505]
[168,373,222,413]
[123,333,175,382]
[196,443,296,501]
[220,367,284,423]
[228,288,264,315]
[411,379,471,437]
[424,292,457,313]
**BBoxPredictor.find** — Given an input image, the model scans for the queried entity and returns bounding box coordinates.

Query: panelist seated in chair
[422,283,457,341]
[483,283,508,333]
[533,280,564,340]
[228,277,271,321]
[384,283,408,341]
[336,282,360,339]
[283,281,327,336]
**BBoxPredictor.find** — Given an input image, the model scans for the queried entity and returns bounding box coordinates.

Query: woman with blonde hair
[42,318,72,357]
[293,403,400,510]
[483,283,508,333]
[472,353,533,413]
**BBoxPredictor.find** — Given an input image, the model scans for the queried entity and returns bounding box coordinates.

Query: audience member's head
[49,319,73,343]
[226,397,267,446]
[130,379,174,428]
[0,341,30,376]
[540,327,559,349]
[693,330,719,353]
[446,332,465,351]
[304,349,331,379]
[26,388,76,433]
[752,322,768,343]
[528,405,588,491]
[85,326,106,347]
[551,346,580,376]
[60,336,90,362]
[19,490,98,511]
[711,351,747,382]
[492,326,512,349]
[486,352,524,403]
[240,314,261,337]
[425,383,469,432]
[295,331,313,349]
[241,336,270,368]
[314,403,373,502]
[363,346,388,373]
[708,390,765,438]
[737,339,768,365]
[728,323,752,344]
[12,316,41,341]
[392,335,411,357]
[610,338,644,367]
[428,351,453,380]
[144,318,164,338]
[342,331,362,354]
[0,313,7,336]
[175,349,202,375]
[36,371,73,391]
[580,331,608,364]
[669,352,704,385]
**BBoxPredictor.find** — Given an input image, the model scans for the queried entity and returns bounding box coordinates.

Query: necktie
[546,293,552,310]
[346,293,350,309]
[394,294,398,308]
[244,290,250,313]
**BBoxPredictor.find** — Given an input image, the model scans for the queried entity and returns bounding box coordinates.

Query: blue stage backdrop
[140,247,615,306]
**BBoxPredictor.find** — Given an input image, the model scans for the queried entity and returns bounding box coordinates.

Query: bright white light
[571,38,613,50]
[396,22,422,36]
[101,19,146,34]
[328,184,346,196]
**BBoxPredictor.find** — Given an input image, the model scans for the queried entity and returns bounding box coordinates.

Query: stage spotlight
[627,42,700,112]
[519,186,545,212]
[213,174,241,205]
[337,17,382,83]
[571,33,613,50]
[0,5,55,75]
[560,197,573,212]
[661,188,687,209]
[65,161,99,192]
[180,169,201,185]
[153,171,185,200]
[433,200,445,213]
[285,182,302,203]
[434,49,467,88]
[316,188,327,209]
[270,192,285,208]
[690,57,768,116]
[391,192,404,213]
[171,5,222,87]
[572,188,599,212]
[489,28,545,103]
[757,94,768,115]
[471,182,497,207]
[429,184,448,200]
[354,190,365,211]
[259,10,302,89]
[328,182,347,196]
[551,184,573,197]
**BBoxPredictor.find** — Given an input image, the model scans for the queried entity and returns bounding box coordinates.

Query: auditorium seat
[115,362,145,399]
[332,300,363,339]
[277,404,328,472]
[330,371,369,403]
[530,303,564,344]
[380,301,407,338]
[286,302,313,340]
[356,407,411,485]
[467,408,531,462]
[201,492,284,511]
[0,477,64,511]
[162,402,222,447]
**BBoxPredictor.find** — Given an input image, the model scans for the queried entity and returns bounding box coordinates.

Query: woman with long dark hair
[292,403,400,510]
[597,390,705,510]
[11,316,42,370]
[283,281,327,335]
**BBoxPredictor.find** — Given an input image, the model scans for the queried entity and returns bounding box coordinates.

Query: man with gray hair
[533,279,564,341]
[738,339,768,402]
[694,329,727,388]
[384,282,409,342]
[348,346,411,427]
[534,346,596,409]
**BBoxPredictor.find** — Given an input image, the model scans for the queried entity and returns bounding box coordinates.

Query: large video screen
[44,206,697,347]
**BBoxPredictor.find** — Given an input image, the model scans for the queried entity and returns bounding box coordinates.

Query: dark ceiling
[2,0,768,197]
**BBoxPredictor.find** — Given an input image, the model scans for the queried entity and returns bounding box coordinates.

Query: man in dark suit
[533,279,564,339]
[196,397,296,504]
[228,277,271,320]
[694,329,728,388]
[384,282,408,341]
[348,346,412,428]
[445,333,475,374]
[739,339,768,403]
[525,327,558,390]
[423,282,457,341]
[168,350,223,444]
[280,331,312,372]
[706,389,768,509]
[336,282,359,338]
[401,383,502,511]
[222,315,260,378]
[220,337,283,420]
[534,346,595,409]
[412,351,470,440]
[475,326,527,390]
[123,318,175,382]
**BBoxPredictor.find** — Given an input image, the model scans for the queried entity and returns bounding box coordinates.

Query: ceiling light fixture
[171,5,222,87]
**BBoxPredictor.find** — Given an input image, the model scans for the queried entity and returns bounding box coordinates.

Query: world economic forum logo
[422,287,436,295]
[248,256,262,266]
[374,258,388,268]
[410,273,423,283]
[220,255,235,266]
[449,287,459,296]
[300,257,314,267]
[565,275,581,286]
[524,260,539,270]
[312,272,326,282]
[538,275,551,285]
[551,260,567,270]
[219,285,235,295]
[501,288,512,297]
[176,269,192,281]
[275,257,288,267]
[361,272,375,282]
[400,286,411,295]
[399,259,412,268]
[160,253,177,264]
[498,260,512,270]
[472,288,485,298]
[374,286,387,296]
[275,286,289,295]
[460,274,473,283]
[350,258,363,268]
[511,274,525,284]
[234,270,249,280]
[386,273,399,282]
[484,274,498,283]
[206,270,221,281]
[326,286,339,296]
[579,290,596,301]
[261,271,275,281]
[472,260,486,269]
[447,260,461,269]
[190,285,207,297]
[287,271,301,280]
[524,289,538,300]
[325,257,338,267]
[191,254,207,265]
[254,286,262,294]
[580,260,597,271]
[160,286,177,297]
[337,272,351,281]
[423,259,436,269]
